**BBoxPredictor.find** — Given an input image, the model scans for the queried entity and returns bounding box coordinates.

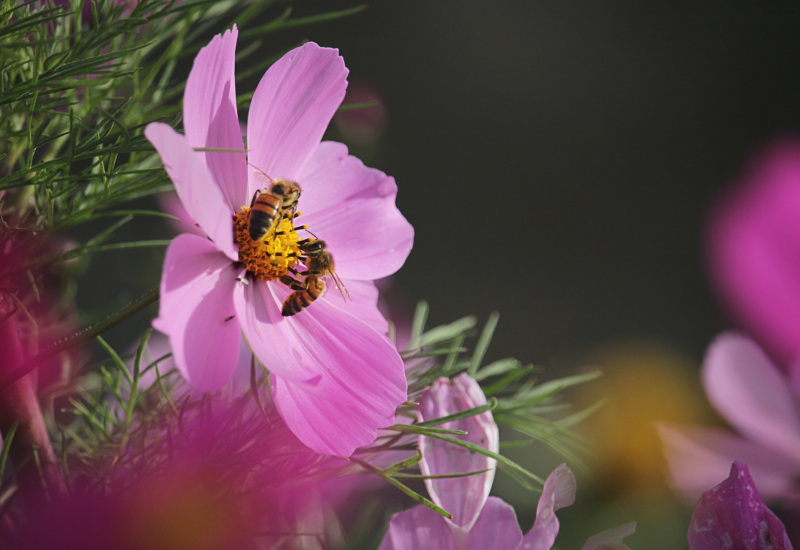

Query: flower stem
[0,286,159,390]
[0,309,65,501]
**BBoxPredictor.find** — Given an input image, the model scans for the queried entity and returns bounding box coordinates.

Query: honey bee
[247,167,302,242]
[279,239,350,316]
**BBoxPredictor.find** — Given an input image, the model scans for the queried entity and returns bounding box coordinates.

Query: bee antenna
[301,227,319,239]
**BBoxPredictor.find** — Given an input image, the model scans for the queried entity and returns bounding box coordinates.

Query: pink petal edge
[702,333,800,463]
[296,141,414,280]
[379,505,457,550]
[233,281,407,456]
[658,422,800,504]
[247,42,348,191]
[153,234,242,391]
[520,463,576,550]
[144,123,238,261]
[183,25,248,211]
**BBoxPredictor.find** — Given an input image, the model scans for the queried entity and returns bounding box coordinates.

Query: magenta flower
[144,27,413,456]
[380,374,635,550]
[688,461,793,550]
[706,138,800,368]
[659,333,800,505]
[4,396,353,549]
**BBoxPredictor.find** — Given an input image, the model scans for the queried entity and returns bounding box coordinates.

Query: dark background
[289,1,800,368]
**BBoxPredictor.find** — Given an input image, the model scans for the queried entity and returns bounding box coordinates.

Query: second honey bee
[247,174,302,242]
[280,239,350,316]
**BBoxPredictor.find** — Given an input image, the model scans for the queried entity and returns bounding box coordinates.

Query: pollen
[234,208,302,281]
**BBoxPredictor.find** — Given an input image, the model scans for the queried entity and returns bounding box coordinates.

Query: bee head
[270,180,301,197]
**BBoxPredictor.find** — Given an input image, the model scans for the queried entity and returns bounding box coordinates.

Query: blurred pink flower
[333,79,388,145]
[145,27,413,456]
[4,395,353,549]
[706,138,800,369]
[380,374,635,550]
[688,461,793,550]
[660,333,800,506]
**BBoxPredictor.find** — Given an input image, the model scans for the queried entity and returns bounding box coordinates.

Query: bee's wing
[327,270,351,302]
[249,163,274,185]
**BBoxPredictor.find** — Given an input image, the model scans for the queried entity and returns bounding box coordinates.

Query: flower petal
[688,462,794,550]
[418,374,499,533]
[379,506,457,550]
[702,333,800,462]
[706,139,800,366]
[233,281,407,456]
[323,278,388,334]
[152,234,241,391]
[183,26,247,211]
[658,422,800,503]
[295,141,414,280]
[581,522,636,550]
[520,464,576,550]
[247,43,347,187]
[145,123,238,261]
[466,497,524,550]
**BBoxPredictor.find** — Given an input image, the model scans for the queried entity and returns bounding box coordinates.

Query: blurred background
[85,1,800,548]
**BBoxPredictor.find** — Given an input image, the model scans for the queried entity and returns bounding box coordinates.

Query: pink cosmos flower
[706,138,800,369]
[380,374,636,550]
[144,26,413,456]
[659,333,800,506]
[688,462,793,550]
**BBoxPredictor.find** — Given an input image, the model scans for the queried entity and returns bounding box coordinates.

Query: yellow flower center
[233,207,303,281]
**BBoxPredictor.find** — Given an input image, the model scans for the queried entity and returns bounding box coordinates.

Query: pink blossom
[706,138,800,368]
[144,27,413,456]
[380,374,635,550]
[4,396,353,549]
[659,333,800,506]
[688,462,793,550]
[418,374,500,539]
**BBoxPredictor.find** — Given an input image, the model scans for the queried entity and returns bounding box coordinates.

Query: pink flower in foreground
[380,374,635,550]
[5,398,352,549]
[144,26,413,456]
[659,333,800,506]
[706,138,800,368]
[688,462,793,550]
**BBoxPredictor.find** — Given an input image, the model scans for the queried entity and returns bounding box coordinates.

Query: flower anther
[233,209,304,282]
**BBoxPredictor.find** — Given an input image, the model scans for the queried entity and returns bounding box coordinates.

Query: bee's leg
[279,275,306,291]
[271,214,287,235]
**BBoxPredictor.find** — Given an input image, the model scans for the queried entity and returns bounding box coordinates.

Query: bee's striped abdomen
[248,191,282,241]
[281,276,326,316]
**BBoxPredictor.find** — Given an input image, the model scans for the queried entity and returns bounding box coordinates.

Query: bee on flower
[145,27,413,457]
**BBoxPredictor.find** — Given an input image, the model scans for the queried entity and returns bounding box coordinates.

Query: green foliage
[354,303,603,516]
[2,0,275,233]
